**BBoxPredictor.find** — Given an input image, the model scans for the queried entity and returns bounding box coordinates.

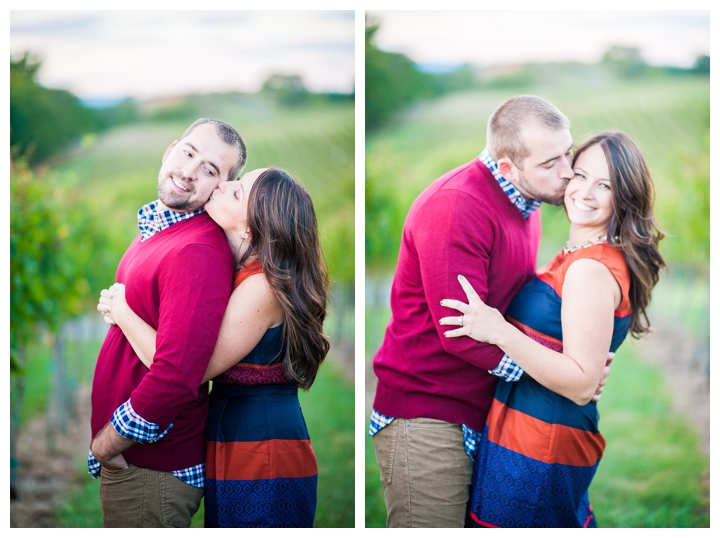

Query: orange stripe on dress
[485,401,605,467]
[206,439,318,480]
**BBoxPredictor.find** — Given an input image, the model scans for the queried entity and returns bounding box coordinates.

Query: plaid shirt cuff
[489,354,524,382]
[111,399,172,443]
[87,450,101,479]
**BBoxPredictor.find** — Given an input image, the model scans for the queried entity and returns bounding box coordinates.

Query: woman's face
[205,168,265,234]
[565,144,614,235]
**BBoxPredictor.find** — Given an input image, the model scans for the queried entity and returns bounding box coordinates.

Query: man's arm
[125,241,233,433]
[413,188,507,370]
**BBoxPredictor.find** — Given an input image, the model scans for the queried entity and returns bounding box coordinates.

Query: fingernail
[459,275,465,280]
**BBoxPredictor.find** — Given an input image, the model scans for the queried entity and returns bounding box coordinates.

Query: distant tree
[691,54,710,74]
[365,17,438,129]
[600,46,648,78]
[10,52,99,164]
[262,74,309,106]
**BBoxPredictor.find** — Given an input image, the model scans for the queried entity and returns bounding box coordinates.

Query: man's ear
[496,157,517,183]
[162,140,179,164]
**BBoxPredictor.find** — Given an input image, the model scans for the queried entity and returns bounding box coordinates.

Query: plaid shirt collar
[137,200,205,241]
[479,149,542,219]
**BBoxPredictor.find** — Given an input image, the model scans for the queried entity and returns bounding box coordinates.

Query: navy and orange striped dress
[204,260,318,527]
[468,243,631,528]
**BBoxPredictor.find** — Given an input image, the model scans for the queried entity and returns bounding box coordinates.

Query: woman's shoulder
[568,243,629,285]
[564,243,632,313]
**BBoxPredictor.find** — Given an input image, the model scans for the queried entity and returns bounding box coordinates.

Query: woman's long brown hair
[573,131,666,338]
[246,168,330,389]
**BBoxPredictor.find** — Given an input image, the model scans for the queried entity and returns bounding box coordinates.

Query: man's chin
[158,194,202,212]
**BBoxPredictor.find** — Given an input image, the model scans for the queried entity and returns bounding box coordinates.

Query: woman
[98,167,330,527]
[439,131,665,527]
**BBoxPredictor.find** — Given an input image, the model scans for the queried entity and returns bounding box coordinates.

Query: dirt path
[10,387,92,528]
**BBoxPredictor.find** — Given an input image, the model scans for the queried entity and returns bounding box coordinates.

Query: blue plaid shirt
[478,149,541,219]
[370,151,535,461]
[137,200,205,241]
[88,201,206,488]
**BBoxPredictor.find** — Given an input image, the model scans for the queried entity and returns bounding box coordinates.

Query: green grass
[52,356,354,528]
[588,341,709,527]
[363,342,709,528]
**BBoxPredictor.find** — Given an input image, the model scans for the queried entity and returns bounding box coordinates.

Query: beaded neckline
[563,235,608,255]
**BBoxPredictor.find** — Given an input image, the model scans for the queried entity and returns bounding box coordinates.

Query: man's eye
[233,190,239,200]
[204,167,215,176]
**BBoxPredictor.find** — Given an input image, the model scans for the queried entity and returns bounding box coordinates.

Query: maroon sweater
[373,158,541,431]
[90,212,234,472]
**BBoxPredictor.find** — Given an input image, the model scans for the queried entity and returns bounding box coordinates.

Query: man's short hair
[486,95,569,169]
[181,118,248,181]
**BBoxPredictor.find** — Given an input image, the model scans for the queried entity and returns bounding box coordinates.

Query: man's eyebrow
[538,143,574,166]
[183,142,220,175]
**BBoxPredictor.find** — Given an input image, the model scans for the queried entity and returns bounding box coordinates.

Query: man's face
[499,123,574,206]
[157,123,240,212]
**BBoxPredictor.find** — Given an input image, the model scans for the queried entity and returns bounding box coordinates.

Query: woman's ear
[242,228,252,243]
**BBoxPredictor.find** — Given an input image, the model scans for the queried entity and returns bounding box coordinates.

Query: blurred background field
[10,11,355,528]
[364,13,709,528]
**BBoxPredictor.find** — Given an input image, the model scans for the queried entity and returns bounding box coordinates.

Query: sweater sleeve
[414,187,506,370]
[128,242,233,430]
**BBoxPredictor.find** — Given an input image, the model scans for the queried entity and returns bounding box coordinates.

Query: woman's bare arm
[99,274,283,382]
[440,259,621,405]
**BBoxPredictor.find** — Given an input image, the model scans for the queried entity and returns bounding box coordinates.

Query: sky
[9,10,355,101]
[367,10,710,70]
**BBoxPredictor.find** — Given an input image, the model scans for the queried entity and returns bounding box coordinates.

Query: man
[371,95,608,527]
[88,118,247,527]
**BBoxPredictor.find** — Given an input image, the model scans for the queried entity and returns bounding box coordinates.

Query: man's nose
[559,154,574,180]
[181,162,198,181]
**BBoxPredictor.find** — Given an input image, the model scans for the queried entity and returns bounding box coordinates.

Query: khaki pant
[373,417,474,528]
[99,464,203,528]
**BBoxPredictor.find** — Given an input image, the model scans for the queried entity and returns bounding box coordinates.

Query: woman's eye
[573,172,585,179]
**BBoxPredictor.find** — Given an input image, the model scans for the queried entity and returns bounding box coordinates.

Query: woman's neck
[566,224,608,249]
[224,229,257,270]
